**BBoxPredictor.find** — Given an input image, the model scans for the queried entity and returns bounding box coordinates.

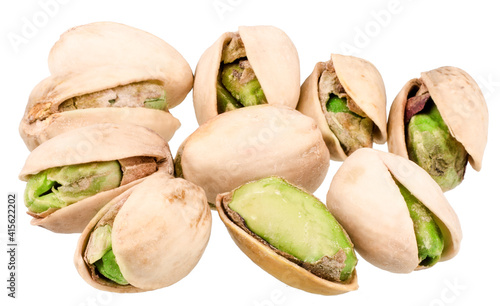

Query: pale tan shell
[326,148,462,273]
[297,54,387,161]
[178,105,330,203]
[215,190,358,295]
[75,172,211,293]
[388,66,488,171]
[193,25,300,125]
[19,123,174,233]
[20,22,191,150]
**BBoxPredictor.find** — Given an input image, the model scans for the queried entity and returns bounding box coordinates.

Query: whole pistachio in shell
[193,25,300,125]
[19,123,173,233]
[75,172,211,293]
[216,177,358,295]
[175,105,330,204]
[327,148,462,273]
[19,22,193,151]
[388,66,488,191]
[297,54,387,161]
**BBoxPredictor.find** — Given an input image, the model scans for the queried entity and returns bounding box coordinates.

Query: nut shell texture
[326,148,461,273]
[179,105,330,203]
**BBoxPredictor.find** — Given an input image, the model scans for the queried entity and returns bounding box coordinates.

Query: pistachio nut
[175,105,330,204]
[297,54,387,161]
[75,172,211,293]
[19,22,193,150]
[19,123,173,233]
[216,177,358,295]
[388,66,488,191]
[193,25,300,125]
[326,148,462,273]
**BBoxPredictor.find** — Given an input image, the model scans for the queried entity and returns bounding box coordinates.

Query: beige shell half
[19,123,174,233]
[326,148,462,273]
[215,191,358,295]
[193,25,300,125]
[388,66,488,171]
[75,172,212,293]
[178,105,330,203]
[297,54,387,161]
[20,22,192,150]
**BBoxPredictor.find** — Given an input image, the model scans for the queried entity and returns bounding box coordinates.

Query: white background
[1,1,499,305]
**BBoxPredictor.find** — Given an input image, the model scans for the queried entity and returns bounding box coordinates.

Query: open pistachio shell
[75,172,211,293]
[326,148,462,273]
[19,123,173,233]
[388,66,488,171]
[176,105,329,204]
[193,25,300,125]
[20,22,192,151]
[215,180,358,295]
[297,54,387,161]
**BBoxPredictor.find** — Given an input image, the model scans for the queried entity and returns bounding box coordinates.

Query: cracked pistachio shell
[193,25,300,125]
[19,123,173,233]
[388,66,488,171]
[177,105,330,203]
[215,180,358,295]
[75,172,211,293]
[20,22,192,150]
[326,148,462,273]
[297,54,387,161]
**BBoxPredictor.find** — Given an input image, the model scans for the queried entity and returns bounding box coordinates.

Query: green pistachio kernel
[144,90,167,110]
[25,161,122,214]
[406,103,468,191]
[220,62,267,107]
[325,94,373,155]
[216,81,243,113]
[94,249,129,285]
[395,180,444,267]
[227,177,356,282]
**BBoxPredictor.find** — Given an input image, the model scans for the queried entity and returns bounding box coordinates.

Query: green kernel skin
[325,94,373,155]
[25,161,122,214]
[144,90,167,110]
[216,81,242,113]
[229,177,356,281]
[396,181,444,267]
[406,103,468,191]
[94,249,129,285]
[220,62,267,107]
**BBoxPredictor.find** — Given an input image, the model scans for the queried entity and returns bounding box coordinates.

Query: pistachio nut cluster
[19,123,173,233]
[327,149,462,273]
[297,54,387,161]
[216,177,358,295]
[388,66,488,191]
[19,22,193,151]
[175,105,330,204]
[193,25,300,125]
[75,172,211,292]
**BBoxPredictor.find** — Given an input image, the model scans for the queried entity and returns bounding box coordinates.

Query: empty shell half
[75,172,211,293]
[19,123,173,233]
[193,25,300,125]
[297,54,387,161]
[327,148,462,273]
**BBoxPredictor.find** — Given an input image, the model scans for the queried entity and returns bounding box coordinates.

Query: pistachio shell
[20,22,191,150]
[177,105,330,203]
[193,25,300,125]
[326,148,462,273]
[297,54,387,161]
[75,172,211,293]
[216,189,358,295]
[388,66,488,171]
[19,123,173,233]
